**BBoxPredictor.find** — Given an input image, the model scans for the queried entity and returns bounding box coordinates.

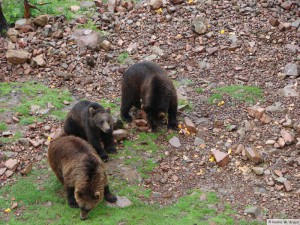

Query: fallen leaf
[220,30,225,34]
[228,148,232,155]
[155,8,163,14]
[218,101,225,107]
[209,155,215,162]
[4,208,11,213]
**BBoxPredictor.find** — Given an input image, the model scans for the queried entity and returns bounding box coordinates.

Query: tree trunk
[0,2,9,36]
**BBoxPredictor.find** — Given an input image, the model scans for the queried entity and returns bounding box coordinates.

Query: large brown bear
[64,100,116,162]
[121,61,178,131]
[48,135,117,220]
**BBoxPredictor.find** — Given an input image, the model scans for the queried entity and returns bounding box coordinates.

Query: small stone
[269,17,279,26]
[4,159,18,171]
[170,0,183,4]
[280,84,299,97]
[33,15,48,27]
[138,126,149,132]
[245,147,263,164]
[265,140,276,145]
[280,1,293,10]
[44,125,51,131]
[283,180,292,192]
[2,131,13,136]
[284,63,299,77]
[247,106,265,119]
[206,47,219,55]
[276,137,285,148]
[275,176,287,184]
[212,149,229,167]
[21,163,32,175]
[106,196,132,208]
[275,184,284,191]
[11,203,18,209]
[70,5,80,12]
[280,129,295,145]
[32,54,46,67]
[29,139,40,147]
[235,144,245,155]
[191,16,208,35]
[5,170,14,178]
[169,136,181,148]
[12,117,19,123]
[274,169,283,177]
[149,0,163,10]
[0,168,7,176]
[113,129,128,141]
[63,100,70,105]
[252,167,264,175]
[100,40,112,51]
[291,19,300,28]
[260,113,271,124]
[194,137,205,147]
[6,50,30,64]
[172,175,179,181]
[244,206,261,218]
[184,117,197,133]
[52,30,64,39]
[135,119,148,127]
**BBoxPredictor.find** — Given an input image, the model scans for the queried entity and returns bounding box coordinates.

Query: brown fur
[48,136,117,220]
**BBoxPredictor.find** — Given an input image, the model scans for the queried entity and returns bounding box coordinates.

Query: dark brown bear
[64,100,116,161]
[48,135,117,220]
[121,61,178,131]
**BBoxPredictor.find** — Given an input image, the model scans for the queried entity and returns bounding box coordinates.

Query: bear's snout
[80,209,90,220]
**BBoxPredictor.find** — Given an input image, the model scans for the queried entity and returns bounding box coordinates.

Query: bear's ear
[94,191,100,199]
[106,107,111,113]
[89,107,96,116]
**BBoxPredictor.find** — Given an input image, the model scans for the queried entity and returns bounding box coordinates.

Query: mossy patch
[208,85,264,104]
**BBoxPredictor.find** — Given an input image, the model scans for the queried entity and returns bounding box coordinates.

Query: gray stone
[280,84,299,97]
[6,50,30,64]
[194,137,205,146]
[275,176,287,184]
[106,196,132,208]
[149,0,163,9]
[71,29,106,51]
[291,18,300,28]
[0,167,7,176]
[169,136,181,148]
[15,19,32,29]
[6,28,19,42]
[191,15,208,35]
[266,102,285,113]
[252,167,264,175]
[284,63,299,77]
[244,206,261,218]
[32,54,46,67]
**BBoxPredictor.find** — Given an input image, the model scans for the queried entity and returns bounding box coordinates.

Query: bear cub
[64,100,116,161]
[48,135,117,220]
[121,61,178,131]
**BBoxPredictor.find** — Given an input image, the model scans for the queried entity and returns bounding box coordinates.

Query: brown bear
[64,100,116,162]
[121,61,178,131]
[48,135,117,220]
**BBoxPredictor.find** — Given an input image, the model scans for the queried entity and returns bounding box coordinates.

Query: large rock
[6,50,30,64]
[71,29,106,51]
[33,15,48,27]
[15,19,33,30]
[32,54,46,67]
[169,136,181,148]
[4,159,18,171]
[113,129,128,141]
[106,196,132,208]
[6,28,19,42]
[149,0,163,9]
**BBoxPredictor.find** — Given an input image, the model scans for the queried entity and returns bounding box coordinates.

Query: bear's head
[89,107,113,133]
[75,187,103,220]
[142,105,166,131]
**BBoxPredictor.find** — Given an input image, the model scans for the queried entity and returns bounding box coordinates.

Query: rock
[20,163,32,175]
[70,5,80,12]
[274,169,283,177]
[33,15,48,27]
[282,114,293,127]
[275,176,287,184]
[269,17,279,26]
[260,113,271,124]
[32,54,46,67]
[15,19,32,30]
[2,131,13,136]
[266,102,285,113]
[106,196,132,208]
[235,144,245,155]
[4,159,18,171]
[169,136,181,148]
[170,0,184,4]
[0,167,7,176]
[245,147,263,164]
[286,44,300,53]
[100,40,112,51]
[291,19,300,28]
[194,137,205,147]
[280,1,293,10]
[6,28,19,42]
[184,117,197,133]
[275,137,285,148]
[21,24,35,33]
[113,129,128,141]
[6,50,30,64]
[252,167,264,175]
[247,106,265,119]
[283,180,292,192]
[52,30,64,39]
[107,0,116,11]
[280,84,299,97]
[149,0,163,10]
[206,47,219,55]
[135,119,147,127]
[191,16,208,35]
[244,206,261,218]
[280,129,295,145]
[211,149,229,167]
[5,170,14,178]
[284,63,299,77]
[71,29,106,51]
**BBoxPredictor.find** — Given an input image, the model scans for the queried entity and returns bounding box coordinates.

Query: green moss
[0,122,8,131]
[195,87,204,93]
[118,52,130,64]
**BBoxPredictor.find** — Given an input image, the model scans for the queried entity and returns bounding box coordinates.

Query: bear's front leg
[167,101,178,130]
[66,187,78,208]
[87,132,109,162]
[102,132,117,154]
[104,185,117,203]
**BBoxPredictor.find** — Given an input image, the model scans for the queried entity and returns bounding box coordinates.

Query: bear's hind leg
[120,93,135,122]
[66,187,78,208]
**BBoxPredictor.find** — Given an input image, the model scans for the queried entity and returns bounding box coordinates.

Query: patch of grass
[208,85,264,104]
[2,0,92,24]
[178,99,193,111]
[0,131,23,144]
[0,165,254,225]
[0,122,8,131]
[118,51,130,64]
[99,99,119,114]
[0,82,73,125]
[77,20,108,35]
[195,87,204,93]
